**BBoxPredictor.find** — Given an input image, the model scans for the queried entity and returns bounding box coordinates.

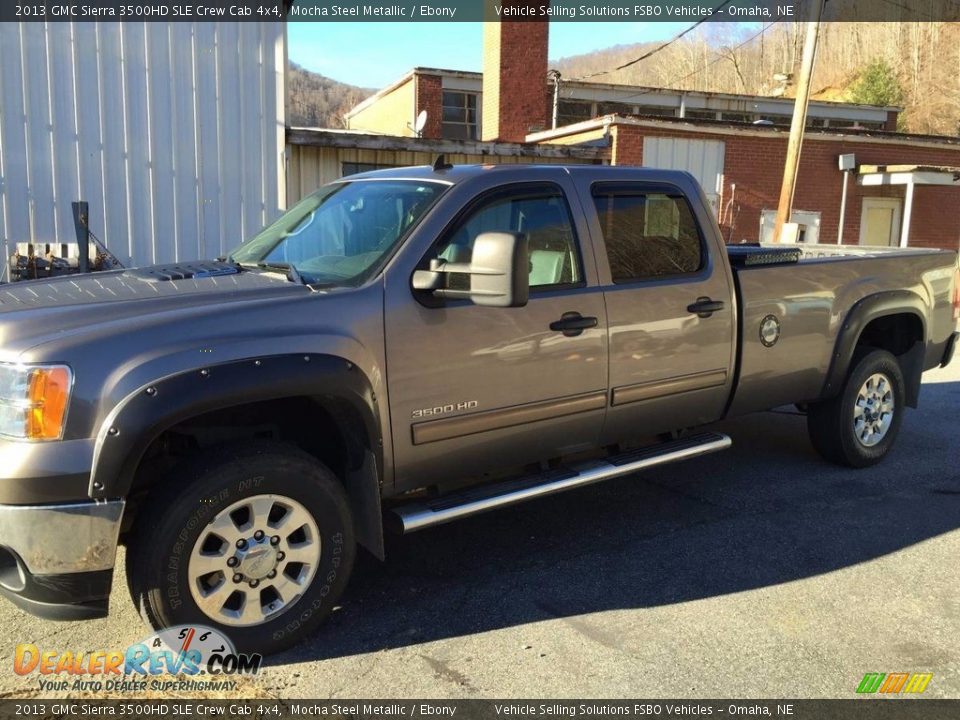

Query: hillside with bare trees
[552,20,960,136]
[287,62,372,128]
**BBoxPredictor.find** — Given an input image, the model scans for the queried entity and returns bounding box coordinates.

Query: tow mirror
[413,231,529,308]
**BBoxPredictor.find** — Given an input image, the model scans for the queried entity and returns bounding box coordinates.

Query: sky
[287,22,698,88]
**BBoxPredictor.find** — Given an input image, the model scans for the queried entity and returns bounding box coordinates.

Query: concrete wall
[0,21,286,266]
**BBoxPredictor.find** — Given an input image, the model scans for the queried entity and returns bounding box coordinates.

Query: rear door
[572,171,736,444]
[383,174,608,492]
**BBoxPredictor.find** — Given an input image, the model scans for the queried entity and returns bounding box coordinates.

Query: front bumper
[0,500,124,620]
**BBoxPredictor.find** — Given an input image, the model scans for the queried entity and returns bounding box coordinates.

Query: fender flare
[821,290,927,407]
[89,353,385,558]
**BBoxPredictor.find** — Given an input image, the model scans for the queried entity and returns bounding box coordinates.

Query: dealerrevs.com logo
[856,672,933,695]
[13,625,262,694]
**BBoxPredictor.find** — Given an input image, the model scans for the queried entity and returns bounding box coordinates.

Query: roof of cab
[338,163,693,185]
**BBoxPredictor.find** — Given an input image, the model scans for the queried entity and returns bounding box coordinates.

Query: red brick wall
[610,125,643,166]
[609,123,960,251]
[415,73,443,140]
[482,9,549,142]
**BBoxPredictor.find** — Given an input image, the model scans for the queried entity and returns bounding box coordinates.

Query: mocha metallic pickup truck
[0,164,956,653]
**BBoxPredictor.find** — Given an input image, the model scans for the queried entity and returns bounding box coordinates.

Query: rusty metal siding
[0,21,285,267]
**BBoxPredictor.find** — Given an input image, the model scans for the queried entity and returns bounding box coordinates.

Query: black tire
[807,349,905,468]
[126,441,355,655]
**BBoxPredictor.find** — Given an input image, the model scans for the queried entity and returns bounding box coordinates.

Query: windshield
[229,180,444,285]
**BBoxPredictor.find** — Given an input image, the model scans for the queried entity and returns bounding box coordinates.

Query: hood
[0,262,309,357]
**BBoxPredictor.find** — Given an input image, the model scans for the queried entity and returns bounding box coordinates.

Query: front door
[572,173,736,444]
[384,178,608,491]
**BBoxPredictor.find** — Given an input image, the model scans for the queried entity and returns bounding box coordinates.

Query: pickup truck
[0,164,956,653]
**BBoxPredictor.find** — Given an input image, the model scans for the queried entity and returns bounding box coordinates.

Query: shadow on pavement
[271,378,960,666]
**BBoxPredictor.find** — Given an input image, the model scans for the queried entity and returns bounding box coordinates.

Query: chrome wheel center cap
[239,542,277,580]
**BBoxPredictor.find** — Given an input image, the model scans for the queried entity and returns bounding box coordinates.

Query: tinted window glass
[435,186,582,290]
[592,189,703,282]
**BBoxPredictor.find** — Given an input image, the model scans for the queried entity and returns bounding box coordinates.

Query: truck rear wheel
[126,441,355,655]
[807,349,905,468]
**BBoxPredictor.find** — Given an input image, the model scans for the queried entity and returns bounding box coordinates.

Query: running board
[391,431,731,533]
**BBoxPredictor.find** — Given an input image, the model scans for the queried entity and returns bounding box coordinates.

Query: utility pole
[772,0,826,243]
[548,69,561,129]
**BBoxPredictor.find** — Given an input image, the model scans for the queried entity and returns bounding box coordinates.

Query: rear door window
[591,185,704,282]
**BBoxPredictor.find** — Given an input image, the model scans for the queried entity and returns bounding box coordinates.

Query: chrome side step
[391,431,731,533]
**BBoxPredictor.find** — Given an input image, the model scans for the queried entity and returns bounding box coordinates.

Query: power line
[574,0,735,81]
[609,21,783,104]
[876,0,943,20]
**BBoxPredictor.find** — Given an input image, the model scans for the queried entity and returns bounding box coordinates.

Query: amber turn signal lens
[25,366,71,440]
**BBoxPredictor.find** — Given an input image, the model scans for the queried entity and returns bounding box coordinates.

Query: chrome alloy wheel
[188,494,321,627]
[853,372,895,448]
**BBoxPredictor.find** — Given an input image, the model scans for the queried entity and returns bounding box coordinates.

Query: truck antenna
[433,154,453,171]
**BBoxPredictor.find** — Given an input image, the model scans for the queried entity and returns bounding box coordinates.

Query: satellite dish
[414,110,428,136]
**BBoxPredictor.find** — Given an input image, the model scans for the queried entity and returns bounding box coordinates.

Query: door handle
[687,297,725,318]
[550,312,598,337]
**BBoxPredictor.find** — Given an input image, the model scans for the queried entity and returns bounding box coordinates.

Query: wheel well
[856,313,923,357]
[124,396,367,527]
[855,312,925,406]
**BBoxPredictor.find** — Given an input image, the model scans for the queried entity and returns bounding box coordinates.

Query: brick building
[532,118,960,250]
[290,18,960,252]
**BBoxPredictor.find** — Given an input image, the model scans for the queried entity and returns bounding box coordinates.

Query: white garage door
[643,137,725,216]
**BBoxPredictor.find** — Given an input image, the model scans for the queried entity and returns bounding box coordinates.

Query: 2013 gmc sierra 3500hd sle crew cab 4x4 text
[0,164,956,653]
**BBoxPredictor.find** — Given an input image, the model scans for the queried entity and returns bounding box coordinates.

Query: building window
[721,112,752,123]
[757,114,792,127]
[597,102,636,117]
[685,110,719,121]
[634,106,677,119]
[441,91,479,140]
[341,162,398,177]
[592,185,704,282]
[557,100,594,126]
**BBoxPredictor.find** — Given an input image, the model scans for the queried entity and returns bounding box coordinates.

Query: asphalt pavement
[1,363,958,699]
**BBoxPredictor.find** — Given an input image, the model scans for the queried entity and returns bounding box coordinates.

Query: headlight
[0,363,73,440]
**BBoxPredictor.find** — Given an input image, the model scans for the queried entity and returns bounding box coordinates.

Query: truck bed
[726,243,958,417]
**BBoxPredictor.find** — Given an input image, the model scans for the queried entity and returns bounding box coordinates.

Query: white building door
[643,137,725,215]
[860,198,902,246]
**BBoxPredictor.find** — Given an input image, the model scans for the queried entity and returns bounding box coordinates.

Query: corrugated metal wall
[0,21,285,267]
[287,145,593,204]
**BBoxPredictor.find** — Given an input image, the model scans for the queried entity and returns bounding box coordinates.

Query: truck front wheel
[126,441,356,655]
[807,349,905,468]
